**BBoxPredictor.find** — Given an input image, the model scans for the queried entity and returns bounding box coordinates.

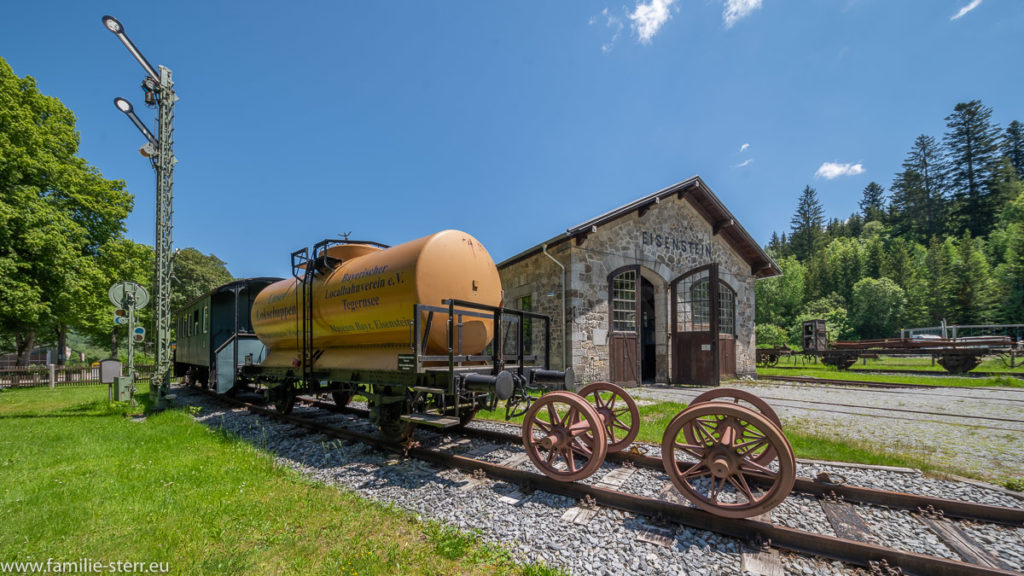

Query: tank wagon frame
[236,237,573,440]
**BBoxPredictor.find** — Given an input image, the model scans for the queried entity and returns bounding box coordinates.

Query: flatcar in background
[797,319,1018,374]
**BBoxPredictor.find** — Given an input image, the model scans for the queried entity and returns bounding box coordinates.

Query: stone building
[498,176,780,387]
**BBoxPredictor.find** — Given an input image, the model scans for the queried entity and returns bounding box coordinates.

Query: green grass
[0,385,561,576]
[759,363,1024,388]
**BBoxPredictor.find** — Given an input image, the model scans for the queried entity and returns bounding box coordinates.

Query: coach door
[670,263,736,386]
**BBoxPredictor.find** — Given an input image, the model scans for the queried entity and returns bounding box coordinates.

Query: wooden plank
[497,489,528,506]
[595,467,633,489]
[635,524,674,548]
[819,500,874,543]
[741,549,784,576]
[498,453,530,468]
[918,516,1012,570]
[659,481,687,505]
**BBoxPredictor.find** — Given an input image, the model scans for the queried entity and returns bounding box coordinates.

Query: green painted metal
[150,66,177,410]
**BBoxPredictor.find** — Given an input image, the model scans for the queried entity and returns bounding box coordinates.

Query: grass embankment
[0,386,560,576]
[478,391,1015,488]
[759,363,1024,388]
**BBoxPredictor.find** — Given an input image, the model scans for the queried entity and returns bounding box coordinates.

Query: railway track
[757,373,1024,391]
[177,385,1024,575]
[300,396,1024,526]
[765,366,1024,380]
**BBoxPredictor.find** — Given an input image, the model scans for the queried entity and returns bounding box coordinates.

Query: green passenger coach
[173,278,281,393]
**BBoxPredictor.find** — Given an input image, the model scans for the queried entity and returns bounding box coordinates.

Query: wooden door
[608,267,640,387]
[670,264,735,386]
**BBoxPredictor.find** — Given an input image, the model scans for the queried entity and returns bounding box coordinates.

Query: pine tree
[1003,120,1024,180]
[943,100,1002,236]
[858,182,886,222]
[890,135,944,240]
[789,185,825,261]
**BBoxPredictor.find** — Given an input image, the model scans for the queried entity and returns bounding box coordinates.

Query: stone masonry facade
[499,193,757,386]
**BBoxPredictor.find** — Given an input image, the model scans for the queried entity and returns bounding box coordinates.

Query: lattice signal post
[103,15,177,409]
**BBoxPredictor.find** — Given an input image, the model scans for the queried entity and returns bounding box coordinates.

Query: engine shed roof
[498,176,781,278]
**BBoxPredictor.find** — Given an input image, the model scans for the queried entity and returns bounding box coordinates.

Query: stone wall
[499,194,758,385]
[498,243,569,372]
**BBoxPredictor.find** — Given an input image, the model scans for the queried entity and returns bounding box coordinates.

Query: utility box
[113,376,134,402]
[99,359,123,384]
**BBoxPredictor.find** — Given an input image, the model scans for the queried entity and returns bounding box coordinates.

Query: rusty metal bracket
[917,505,945,519]
[814,471,847,485]
[472,468,487,480]
[820,490,845,503]
[869,559,904,575]
[579,494,598,510]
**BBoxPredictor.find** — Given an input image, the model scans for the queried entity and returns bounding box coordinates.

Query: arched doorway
[608,266,657,386]
[669,263,736,386]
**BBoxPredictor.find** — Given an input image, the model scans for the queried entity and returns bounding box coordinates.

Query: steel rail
[765,366,1024,381]
[209,390,1019,576]
[297,396,1024,526]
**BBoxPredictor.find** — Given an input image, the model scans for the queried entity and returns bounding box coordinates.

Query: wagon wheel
[522,391,607,482]
[454,408,478,428]
[766,353,780,368]
[684,388,782,465]
[331,390,352,408]
[662,402,795,519]
[577,382,640,453]
[379,419,416,442]
[272,384,296,414]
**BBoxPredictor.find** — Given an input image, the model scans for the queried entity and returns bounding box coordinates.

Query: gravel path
[631,379,1024,484]
[172,383,1024,575]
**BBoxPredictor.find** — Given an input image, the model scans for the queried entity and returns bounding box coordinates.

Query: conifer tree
[858,182,886,222]
[943,100,1002,236]
[1003,120,1024,180]
[789,185,825,261]
[890,135,944,240]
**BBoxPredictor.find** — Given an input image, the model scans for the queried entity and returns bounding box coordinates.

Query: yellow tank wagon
[240,230,573,440]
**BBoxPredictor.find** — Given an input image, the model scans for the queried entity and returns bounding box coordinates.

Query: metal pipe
[541,244,567,371]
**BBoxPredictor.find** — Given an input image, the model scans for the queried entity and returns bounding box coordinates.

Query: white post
[48,363,55,389]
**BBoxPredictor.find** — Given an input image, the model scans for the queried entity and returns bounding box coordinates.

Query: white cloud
[595,8,624,53]
[951,0,982,20]
[723,0,762,29]
[734,158,753,168]
[739,143,750,152]
[815,161,865,179]
[630,0,677,44]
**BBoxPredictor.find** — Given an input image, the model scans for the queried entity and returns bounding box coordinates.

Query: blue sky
[2,1,1022,278]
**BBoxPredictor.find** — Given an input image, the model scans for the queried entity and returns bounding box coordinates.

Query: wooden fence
[0,365,155,388]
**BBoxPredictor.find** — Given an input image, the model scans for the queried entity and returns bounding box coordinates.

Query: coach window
[203,306,209,334]
[193,310,199,336]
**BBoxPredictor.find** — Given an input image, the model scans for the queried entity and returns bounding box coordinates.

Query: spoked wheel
[685,388,782,464]
[662,402,795,519]
[272,384,296,414]
[522,391,608,482]
[331,390,353,408]
[577,382,640,453]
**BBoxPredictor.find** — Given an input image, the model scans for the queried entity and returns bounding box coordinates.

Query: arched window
[675,275,736,336]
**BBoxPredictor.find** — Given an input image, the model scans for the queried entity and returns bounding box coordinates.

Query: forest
[756,100,1024,347]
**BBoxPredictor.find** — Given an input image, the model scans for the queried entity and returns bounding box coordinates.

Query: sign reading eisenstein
[640,230,713,258]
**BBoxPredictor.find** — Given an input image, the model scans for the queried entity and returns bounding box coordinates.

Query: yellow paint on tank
[251,230,502,370]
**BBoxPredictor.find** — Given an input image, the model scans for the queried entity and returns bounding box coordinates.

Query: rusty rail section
[226,395,1020,576]
[300,396,1024,527]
